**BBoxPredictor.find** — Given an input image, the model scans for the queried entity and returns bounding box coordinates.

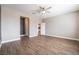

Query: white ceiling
[2,4,79,18]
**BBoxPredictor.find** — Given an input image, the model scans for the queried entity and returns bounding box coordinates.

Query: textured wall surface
[43,12,78,39]
[1,5,41,42]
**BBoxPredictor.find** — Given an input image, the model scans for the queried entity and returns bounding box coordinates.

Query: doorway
[20,16,29,37]
[38,23,45,36]
[38,24,41,36]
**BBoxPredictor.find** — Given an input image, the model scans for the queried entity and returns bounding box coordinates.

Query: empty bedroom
[0,4,79,55]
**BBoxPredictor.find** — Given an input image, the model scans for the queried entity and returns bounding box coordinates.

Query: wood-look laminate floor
[0,36,79,55]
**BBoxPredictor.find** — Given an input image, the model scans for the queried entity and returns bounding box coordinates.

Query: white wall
[43,12,78,39]
[29,14,41,37]
[1,6,21,42]
[1,5,41,42]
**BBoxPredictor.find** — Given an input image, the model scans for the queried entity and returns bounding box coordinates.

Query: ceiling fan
[32,6,52,15]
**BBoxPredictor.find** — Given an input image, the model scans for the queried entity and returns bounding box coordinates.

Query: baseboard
[46,34,79,41]
[1,37,20,44]
[1,35,79,44]
[1,35,38,44]
[29,35,38,37]
[20,35,26,36]
[20,35,29,36]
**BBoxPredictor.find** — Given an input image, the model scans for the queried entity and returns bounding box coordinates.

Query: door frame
[20,16,30,37]
[0,5,1,47]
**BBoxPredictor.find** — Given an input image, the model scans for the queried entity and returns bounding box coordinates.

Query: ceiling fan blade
[39,6,45,11]
[46,7,52,10]
[39,6,43,9]
[32,12,36,14]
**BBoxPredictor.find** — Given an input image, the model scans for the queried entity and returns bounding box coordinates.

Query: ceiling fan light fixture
[41,11,45,14]
[32,5,52,15]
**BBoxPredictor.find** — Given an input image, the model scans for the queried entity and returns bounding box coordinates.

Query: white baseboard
[1,38,20,44]
[29,35,38,37]
[20,35,28,36]
[1,35,38,44]
[46,34,79,41]
[1,35,79,45]
[20,35,26,36]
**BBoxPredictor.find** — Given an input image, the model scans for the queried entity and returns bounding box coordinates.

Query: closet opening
[20,16,29,37]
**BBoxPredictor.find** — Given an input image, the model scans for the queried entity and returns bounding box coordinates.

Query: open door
[38,24,41,36]
[38,23,45,36]
[20,16,29,37]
